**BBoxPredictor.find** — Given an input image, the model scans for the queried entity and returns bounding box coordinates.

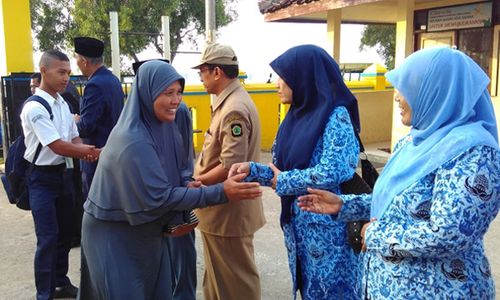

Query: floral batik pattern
[339,140,500,300]
[247,106,363,300]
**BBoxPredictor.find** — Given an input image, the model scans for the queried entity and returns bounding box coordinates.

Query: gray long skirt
[78,212,173,300]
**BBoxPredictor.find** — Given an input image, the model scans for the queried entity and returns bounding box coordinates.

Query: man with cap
[73,37,124,205]
[193,43,265,300]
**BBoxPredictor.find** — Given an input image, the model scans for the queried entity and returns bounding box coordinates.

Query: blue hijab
[85,61,187,225]
[371,47,499,219]
[270,44,360,223]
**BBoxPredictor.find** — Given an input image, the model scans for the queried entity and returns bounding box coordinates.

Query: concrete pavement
[0,151,499,299]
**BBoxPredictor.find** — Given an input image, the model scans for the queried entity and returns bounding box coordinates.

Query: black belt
[32,163,66,172]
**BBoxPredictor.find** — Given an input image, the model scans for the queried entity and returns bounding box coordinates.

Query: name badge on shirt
[65,157,74,169]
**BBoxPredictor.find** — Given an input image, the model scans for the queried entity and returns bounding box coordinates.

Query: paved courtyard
[0,151,499,299]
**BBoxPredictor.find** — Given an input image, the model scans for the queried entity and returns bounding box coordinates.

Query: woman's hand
[223,173,262,201]
[360,218,376,252]
[297,188,343,215]
[228,162,250,178]
[268,163,281,190]
[186,181,202,188]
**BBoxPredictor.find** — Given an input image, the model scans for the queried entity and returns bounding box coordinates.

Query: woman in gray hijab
[78,61,261,300]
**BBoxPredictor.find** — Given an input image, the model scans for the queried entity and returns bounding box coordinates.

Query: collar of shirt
[212,79,241,112]
[88,65,107,80]
[34,88,64,106]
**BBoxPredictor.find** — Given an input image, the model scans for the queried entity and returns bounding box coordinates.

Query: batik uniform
[338,138,500,300]
[247,106,362,300]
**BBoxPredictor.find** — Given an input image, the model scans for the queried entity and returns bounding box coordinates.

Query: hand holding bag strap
[341,129,380,254]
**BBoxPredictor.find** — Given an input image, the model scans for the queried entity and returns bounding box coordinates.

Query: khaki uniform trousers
[201,232,261,300]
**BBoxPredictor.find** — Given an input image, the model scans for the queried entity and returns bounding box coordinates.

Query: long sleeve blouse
[338,137,500,299]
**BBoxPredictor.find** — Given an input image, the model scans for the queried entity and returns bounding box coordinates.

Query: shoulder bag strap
[25,95,54,164]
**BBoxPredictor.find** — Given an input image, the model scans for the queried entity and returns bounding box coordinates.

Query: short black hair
[39,49,70,68]
[206,64,239,79]
[30,72,41,82]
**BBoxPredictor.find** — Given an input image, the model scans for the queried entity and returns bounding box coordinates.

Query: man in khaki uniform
[193,43,265,300]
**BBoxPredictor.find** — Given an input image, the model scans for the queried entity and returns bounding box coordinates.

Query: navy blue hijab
[271,44,360,224]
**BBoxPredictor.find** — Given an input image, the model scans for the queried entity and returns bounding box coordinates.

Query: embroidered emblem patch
[231,124,242,137]
[32,114,44,124]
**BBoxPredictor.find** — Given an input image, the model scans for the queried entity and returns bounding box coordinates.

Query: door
[418,31,455,49]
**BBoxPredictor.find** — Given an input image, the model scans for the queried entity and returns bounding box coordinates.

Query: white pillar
[205,0,215,43]
[327,9,341,62]
[205,0,216,104]
[109,11,120,79]
[395,0,414,67]
[161,16,171,61]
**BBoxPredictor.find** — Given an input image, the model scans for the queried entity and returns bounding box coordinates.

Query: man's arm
[196,164,228,185]
[48,139,99,160]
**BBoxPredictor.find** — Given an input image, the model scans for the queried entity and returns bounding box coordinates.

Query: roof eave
[262,0,387,22]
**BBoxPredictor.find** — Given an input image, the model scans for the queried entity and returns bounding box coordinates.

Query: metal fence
[0,73,137,158]
[0,74,83,157]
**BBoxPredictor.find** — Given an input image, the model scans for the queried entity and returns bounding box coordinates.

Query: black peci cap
[132,59,170,75]
[74,37,104,58]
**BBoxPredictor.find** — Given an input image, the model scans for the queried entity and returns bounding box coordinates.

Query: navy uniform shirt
[77,66,124,174]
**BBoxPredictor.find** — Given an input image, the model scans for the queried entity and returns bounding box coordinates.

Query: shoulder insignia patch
[231,123,243,137]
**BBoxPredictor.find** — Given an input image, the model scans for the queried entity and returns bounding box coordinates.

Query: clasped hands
[213,161,282,202]
[81,145,101,162]
[228,162,281,189]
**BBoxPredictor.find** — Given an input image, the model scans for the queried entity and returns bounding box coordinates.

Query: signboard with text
[427,2,492,32]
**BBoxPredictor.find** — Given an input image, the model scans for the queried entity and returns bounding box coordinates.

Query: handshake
[199,161,282,202]
[80,145,101,162]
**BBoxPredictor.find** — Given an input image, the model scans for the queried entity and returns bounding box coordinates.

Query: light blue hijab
[371,47,499,219]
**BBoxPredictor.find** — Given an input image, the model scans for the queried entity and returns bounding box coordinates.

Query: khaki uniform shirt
[195,80,265,237]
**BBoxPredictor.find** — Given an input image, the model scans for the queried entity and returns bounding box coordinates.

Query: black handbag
[340,132,379,254]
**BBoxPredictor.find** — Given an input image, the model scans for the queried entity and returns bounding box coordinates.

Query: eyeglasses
[197,68,210,77]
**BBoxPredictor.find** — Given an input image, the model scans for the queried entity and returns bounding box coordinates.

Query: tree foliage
[30,0,237,70]
[30,0,73,51]
[359,24,396,70]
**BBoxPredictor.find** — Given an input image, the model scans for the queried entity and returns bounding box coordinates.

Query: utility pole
[109,11,120,79]
[161,16,171,61]
[206,0,215,43]
[205,0,216,105]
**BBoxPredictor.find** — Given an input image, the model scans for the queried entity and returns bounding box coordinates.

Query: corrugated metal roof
[258,0,320,14]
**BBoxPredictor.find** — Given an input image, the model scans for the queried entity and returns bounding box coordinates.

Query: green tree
[30,0,236,69]
[359,24,396,70]
[30,0,73,51]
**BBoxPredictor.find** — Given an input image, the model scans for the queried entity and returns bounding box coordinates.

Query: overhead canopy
[258,0,472,23]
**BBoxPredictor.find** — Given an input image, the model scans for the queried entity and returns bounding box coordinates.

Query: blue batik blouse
[247,106,363,300]
[338,136,500,299]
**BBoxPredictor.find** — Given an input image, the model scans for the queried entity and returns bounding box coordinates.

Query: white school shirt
[20,88,79,166]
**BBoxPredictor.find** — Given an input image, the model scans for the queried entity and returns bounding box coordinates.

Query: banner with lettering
[427,2,492,32]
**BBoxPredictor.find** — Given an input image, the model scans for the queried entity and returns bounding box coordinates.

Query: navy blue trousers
[81,170,94,203]
[29,166,75,300]
[166,231,197,300]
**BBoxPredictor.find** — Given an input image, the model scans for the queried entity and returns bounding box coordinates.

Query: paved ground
[1,151,499,299]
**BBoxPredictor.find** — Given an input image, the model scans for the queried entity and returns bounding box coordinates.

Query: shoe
[54,284,78,298]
